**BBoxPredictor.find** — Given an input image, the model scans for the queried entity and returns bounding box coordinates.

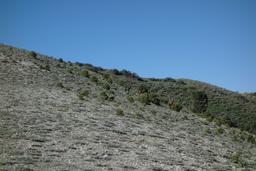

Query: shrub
[163,77,176,82]
[116,108,124,116]
[213,115,233,127]
[80,70,89,77]
[100,91,108,100]
[228,152,241,164]
[216,127,224,135]
[58,58,64,63]
[150,94,160,105]
[120,69,140,79]
[103,74,113,83]
[191,91,208,113]
[203,128,211,135]
[127,96,134,103]
[108,95,115,101]
[75,62,83,67]
[29,51,37,58]
[40,64,50,71]
[78,90,89,100]
[90,76,98,83]
[102,82,110,90]
[138,93,151,105]
[111,69,122,75]
[138,84,149,94]
[168,100,183,112]
[247,134,256,144]
[68,69,74,74]
[56,82,64,88]
[134,112,144,119]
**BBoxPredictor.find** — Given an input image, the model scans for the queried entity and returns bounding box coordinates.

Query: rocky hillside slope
[0,44,256,170]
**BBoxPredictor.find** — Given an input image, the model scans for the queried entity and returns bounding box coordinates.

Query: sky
[0,0,256,92]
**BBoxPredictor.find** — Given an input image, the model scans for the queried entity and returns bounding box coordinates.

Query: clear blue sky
[1,0,256,92]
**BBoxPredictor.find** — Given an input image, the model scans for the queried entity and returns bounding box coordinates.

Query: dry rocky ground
[0,44,256,171]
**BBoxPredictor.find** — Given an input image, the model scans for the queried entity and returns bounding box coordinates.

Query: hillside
[0,44,256,170]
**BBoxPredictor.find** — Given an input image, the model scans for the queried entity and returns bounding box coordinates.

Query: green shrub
[138,93,151,105]
[116,108,124,116]
[134,112,144,119]
[40,64,50,71]
[90,76,98,83]
[100,91,108,100]
[111,69,122,75]
[168,100,182,112]
[80,70,89,77]
[75,62,83,67]
[29,51,37,58]
[127,96,134,103]
[247,134,256,144]
[78,90,89,100]
[228,152,241,164]
[103,74,113,83]
[214,115,233,127]
[191,91,208,113]
[138,84,149,94]
[56,82,64,88]
[150,94,160,105]
[102,82,110,90]
[203,128,211,135]
[216,127,224,135]
[108,95,115,101]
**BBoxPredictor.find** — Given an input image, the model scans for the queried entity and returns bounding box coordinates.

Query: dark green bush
[191,91,208,113]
